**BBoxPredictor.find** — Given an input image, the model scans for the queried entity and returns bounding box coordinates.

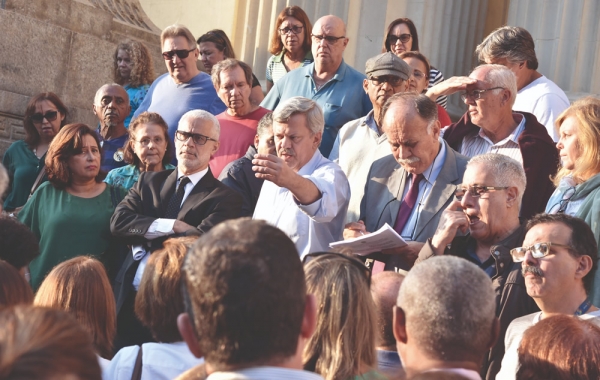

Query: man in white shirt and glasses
[496,213,600,380]
[111,109,242,348]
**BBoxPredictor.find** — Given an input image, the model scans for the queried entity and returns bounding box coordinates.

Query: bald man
[261,15,372,157]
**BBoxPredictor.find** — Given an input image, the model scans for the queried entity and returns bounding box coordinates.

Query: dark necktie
[393,173,424,234]
[164,177,191,219]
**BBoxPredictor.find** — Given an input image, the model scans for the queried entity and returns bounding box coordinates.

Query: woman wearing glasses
[546,97,600,251]
[383,18,448,109]
[2,92,68,213]
[197,29,264,105]
[265,6,313,93]
[113,40,155,128]
[399,51,451,127]
[105,112,175,192]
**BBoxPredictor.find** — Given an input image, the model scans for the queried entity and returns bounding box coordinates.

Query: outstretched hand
[252,153,294,188]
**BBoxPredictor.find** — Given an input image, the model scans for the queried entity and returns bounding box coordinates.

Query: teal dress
[18,182,122,290]
[105,164,176,192]
[124,84,151,128]
[2,140,46,211]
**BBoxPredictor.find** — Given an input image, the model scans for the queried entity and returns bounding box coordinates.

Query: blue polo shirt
[261,60,372,157]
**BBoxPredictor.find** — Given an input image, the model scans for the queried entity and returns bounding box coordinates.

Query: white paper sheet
[329,223,408,255]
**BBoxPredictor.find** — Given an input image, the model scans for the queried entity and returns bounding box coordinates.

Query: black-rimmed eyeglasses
[311,34,345,44]
[455,185,509,200]
[175,130,217,145]
[460,87,504,102]
[280,25,303,35]
[31,111,59,124]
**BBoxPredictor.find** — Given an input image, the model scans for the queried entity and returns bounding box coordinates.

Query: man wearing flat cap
[329,52,411,223]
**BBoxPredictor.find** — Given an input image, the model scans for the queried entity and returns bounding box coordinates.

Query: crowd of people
[1,5,600,380]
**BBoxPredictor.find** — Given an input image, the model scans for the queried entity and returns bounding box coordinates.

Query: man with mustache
[343,92,467,272]
[111,110,242,347]
[496,213,599,380]
[252,97,350,258]
[416,153,538,380]
[427,64,558,219]
[93,83,130,172]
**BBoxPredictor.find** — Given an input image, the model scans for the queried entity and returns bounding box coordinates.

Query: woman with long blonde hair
[303,253,383,380]
[546,96,600,304]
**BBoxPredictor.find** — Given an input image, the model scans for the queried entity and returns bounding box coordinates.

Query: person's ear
[92,105,99,116]
[254,134,260,149]
[575,255,593,280]
[506,186,518,207]
[363,78,369,94]
[392,306,408,344]
[177,313,204,358]
[312,131,322,149]
[211,141,220,156]
[300,294,317,339]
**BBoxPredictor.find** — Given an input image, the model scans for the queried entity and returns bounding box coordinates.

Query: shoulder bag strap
[131,345,143,380]
[29,166,46,197]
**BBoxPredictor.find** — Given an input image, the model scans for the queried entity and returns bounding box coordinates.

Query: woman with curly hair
[114,40,155,127]
[18,124,124,290]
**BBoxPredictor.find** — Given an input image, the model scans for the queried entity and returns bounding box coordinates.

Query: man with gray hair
[417,153,538,380]
[134,24,225,142]
[427,64,558,219]
[344,92,468,272]
[111,109,242,347]
[93,83,130,172]
[252,96,350,258]
[476,26,569,141]
[393,256,499,379]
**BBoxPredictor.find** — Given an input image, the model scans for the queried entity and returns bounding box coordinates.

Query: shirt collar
[304,60,348,83]
[177,167,209,186]
[297,150,324,176]
[477,113,526,146]
[421,139,446,186]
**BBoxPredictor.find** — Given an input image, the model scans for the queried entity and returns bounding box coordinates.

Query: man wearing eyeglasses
[261,15,372,157]
[496,213,599,380]
[111,109,242,347]
[133,24,226,145]
[427,64,558,219]
[93,84,130,172]
[329,52,410,224]
[416,153,538,380]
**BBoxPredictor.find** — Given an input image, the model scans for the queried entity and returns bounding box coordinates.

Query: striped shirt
[428,68,447,109]
[460,113,526,164]
[266,50,313,85]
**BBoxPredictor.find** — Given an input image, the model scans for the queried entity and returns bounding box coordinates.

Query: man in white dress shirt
[252,96,350,258]
[393,256,499,380]
[496,213,599,380]
[476,26,569,141]
[178,219,323,380]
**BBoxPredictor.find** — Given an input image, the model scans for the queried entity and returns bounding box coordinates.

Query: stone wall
[0,0,166,158]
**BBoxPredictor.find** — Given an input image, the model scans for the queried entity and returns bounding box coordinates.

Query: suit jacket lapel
[160,170,179,217]
[383,166,408,228]
[177,169,216,219]
[414,145,460,238]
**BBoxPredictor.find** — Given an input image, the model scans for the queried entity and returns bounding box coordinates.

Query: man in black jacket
[111,109,242,348]
[417,153,538,380]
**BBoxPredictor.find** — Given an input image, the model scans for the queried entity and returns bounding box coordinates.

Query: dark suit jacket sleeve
[194,185,243,235]
[110,172,158,245]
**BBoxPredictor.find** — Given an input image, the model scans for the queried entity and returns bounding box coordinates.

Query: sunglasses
[369,76,404,86]
[454,185,509,200]
[162,48,196,60]
[311,34,345,44]
[510,242,573,262]
[31,111,59,124]
[387,33,412,45]
[302,252,371,286]
[175,130,217,145]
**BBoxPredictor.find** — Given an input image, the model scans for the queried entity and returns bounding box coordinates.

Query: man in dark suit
[344,93,468,272]
[110,109,242,348]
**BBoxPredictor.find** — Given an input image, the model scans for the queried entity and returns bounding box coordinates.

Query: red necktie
[393,173,424,234]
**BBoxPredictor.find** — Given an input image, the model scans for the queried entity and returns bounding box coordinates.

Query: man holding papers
[343,93,467,271]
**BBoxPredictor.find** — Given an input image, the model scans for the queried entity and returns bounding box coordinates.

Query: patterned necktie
[164,177,191,219]
[393,173,424,234]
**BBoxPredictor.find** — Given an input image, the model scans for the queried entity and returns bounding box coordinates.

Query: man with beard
[329,52,410,223]
[416,153,538,379]
[496,213,600,380]
[343,93,468,272]
[93,84,130,172]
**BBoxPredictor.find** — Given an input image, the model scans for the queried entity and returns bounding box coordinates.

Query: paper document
[329,223,407,255]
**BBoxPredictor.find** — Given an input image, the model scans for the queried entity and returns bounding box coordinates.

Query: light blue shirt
[261,60,372,157]
[400,139,447,239]
[104,163,176,192]
[253,150,350,258]
[133,72,226,142]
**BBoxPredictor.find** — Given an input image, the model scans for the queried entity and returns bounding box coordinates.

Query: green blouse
[2,140,45,211]
[18,182,117,290]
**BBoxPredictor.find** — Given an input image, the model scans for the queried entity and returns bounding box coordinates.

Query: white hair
[179,109,221,139]
[273,96,324,135]
[397,256,496,362]
[472,64,517,107]
[93,83,129,106]
[467,153,526,207]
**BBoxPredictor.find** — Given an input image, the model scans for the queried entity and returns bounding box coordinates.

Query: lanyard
[575,298,592,316]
